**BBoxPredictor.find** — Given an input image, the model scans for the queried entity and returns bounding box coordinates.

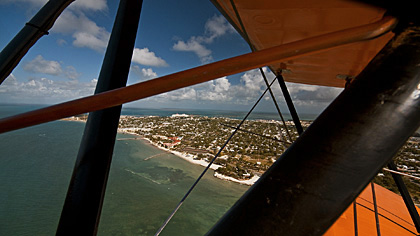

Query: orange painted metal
[325,184,420,235]
[212,0,395,87]
[0,16,396,134]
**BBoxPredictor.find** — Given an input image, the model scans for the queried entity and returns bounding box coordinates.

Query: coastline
[119,130,259,186]
[63,117,259,186]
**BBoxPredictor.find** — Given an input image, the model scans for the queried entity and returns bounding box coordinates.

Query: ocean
[0,104,317,235]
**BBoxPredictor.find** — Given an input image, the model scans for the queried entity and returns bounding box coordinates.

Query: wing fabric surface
[212,0,394,87]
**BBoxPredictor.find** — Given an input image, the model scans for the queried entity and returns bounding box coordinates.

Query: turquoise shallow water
[0,105,249,235]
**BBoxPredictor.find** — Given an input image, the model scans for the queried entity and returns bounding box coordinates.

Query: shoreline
[120,130,259,186]
[63,117,259,186]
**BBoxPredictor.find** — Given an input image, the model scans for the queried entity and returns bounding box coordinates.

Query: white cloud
[52,11,110,52]
[1,74,18,87]
[285,82,343,107]
[72,30,109,52]
[197,77,231,101]
[132,48,168,67]
[19,0,110,52]
[24,55,62,75]
[69,0,107,12]
[56,39,68,46]
[23,55,81,80]
[159,88,197,101]
[211,68,274,105]
[64,66,81,80]
[214,77,230,92]
[204,15,235,43]
[131,65,158,81]
[147,71,255,104]
[0,74,98,104]
[141,68,157,79]
[146,67,342,113]
[2,0,110,52]
[53,11,91,34]
[0,0,46,5]
[231,68,343,108]
[172,15,235,63]
[154,77,232,103]
[173,39,212,63]
[2,0,107,11]
[240,68,266,93]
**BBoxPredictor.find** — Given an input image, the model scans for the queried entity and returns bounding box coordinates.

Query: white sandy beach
[133,135,259,185]
[65,116,259,186]
[213,173,260,185]
[119,129,260,185]
[141,137,222,170]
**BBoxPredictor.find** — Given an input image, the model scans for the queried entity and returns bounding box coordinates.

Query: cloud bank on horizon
[0,0,343,114]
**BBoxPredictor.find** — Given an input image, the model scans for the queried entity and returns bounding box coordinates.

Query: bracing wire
[383,168,420,180]
[220,123,292,145]
[154,77,279,236]
[371,182,382,236]
[259,67,293,142]
[229,0,294,143]
[353,201,358,236]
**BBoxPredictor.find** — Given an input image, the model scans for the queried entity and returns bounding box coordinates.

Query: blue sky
[0,0,343,114]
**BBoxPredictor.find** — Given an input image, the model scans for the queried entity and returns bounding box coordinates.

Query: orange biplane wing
[212,0,395,87]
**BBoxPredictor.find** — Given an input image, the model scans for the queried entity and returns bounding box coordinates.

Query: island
[64,113,420,203]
